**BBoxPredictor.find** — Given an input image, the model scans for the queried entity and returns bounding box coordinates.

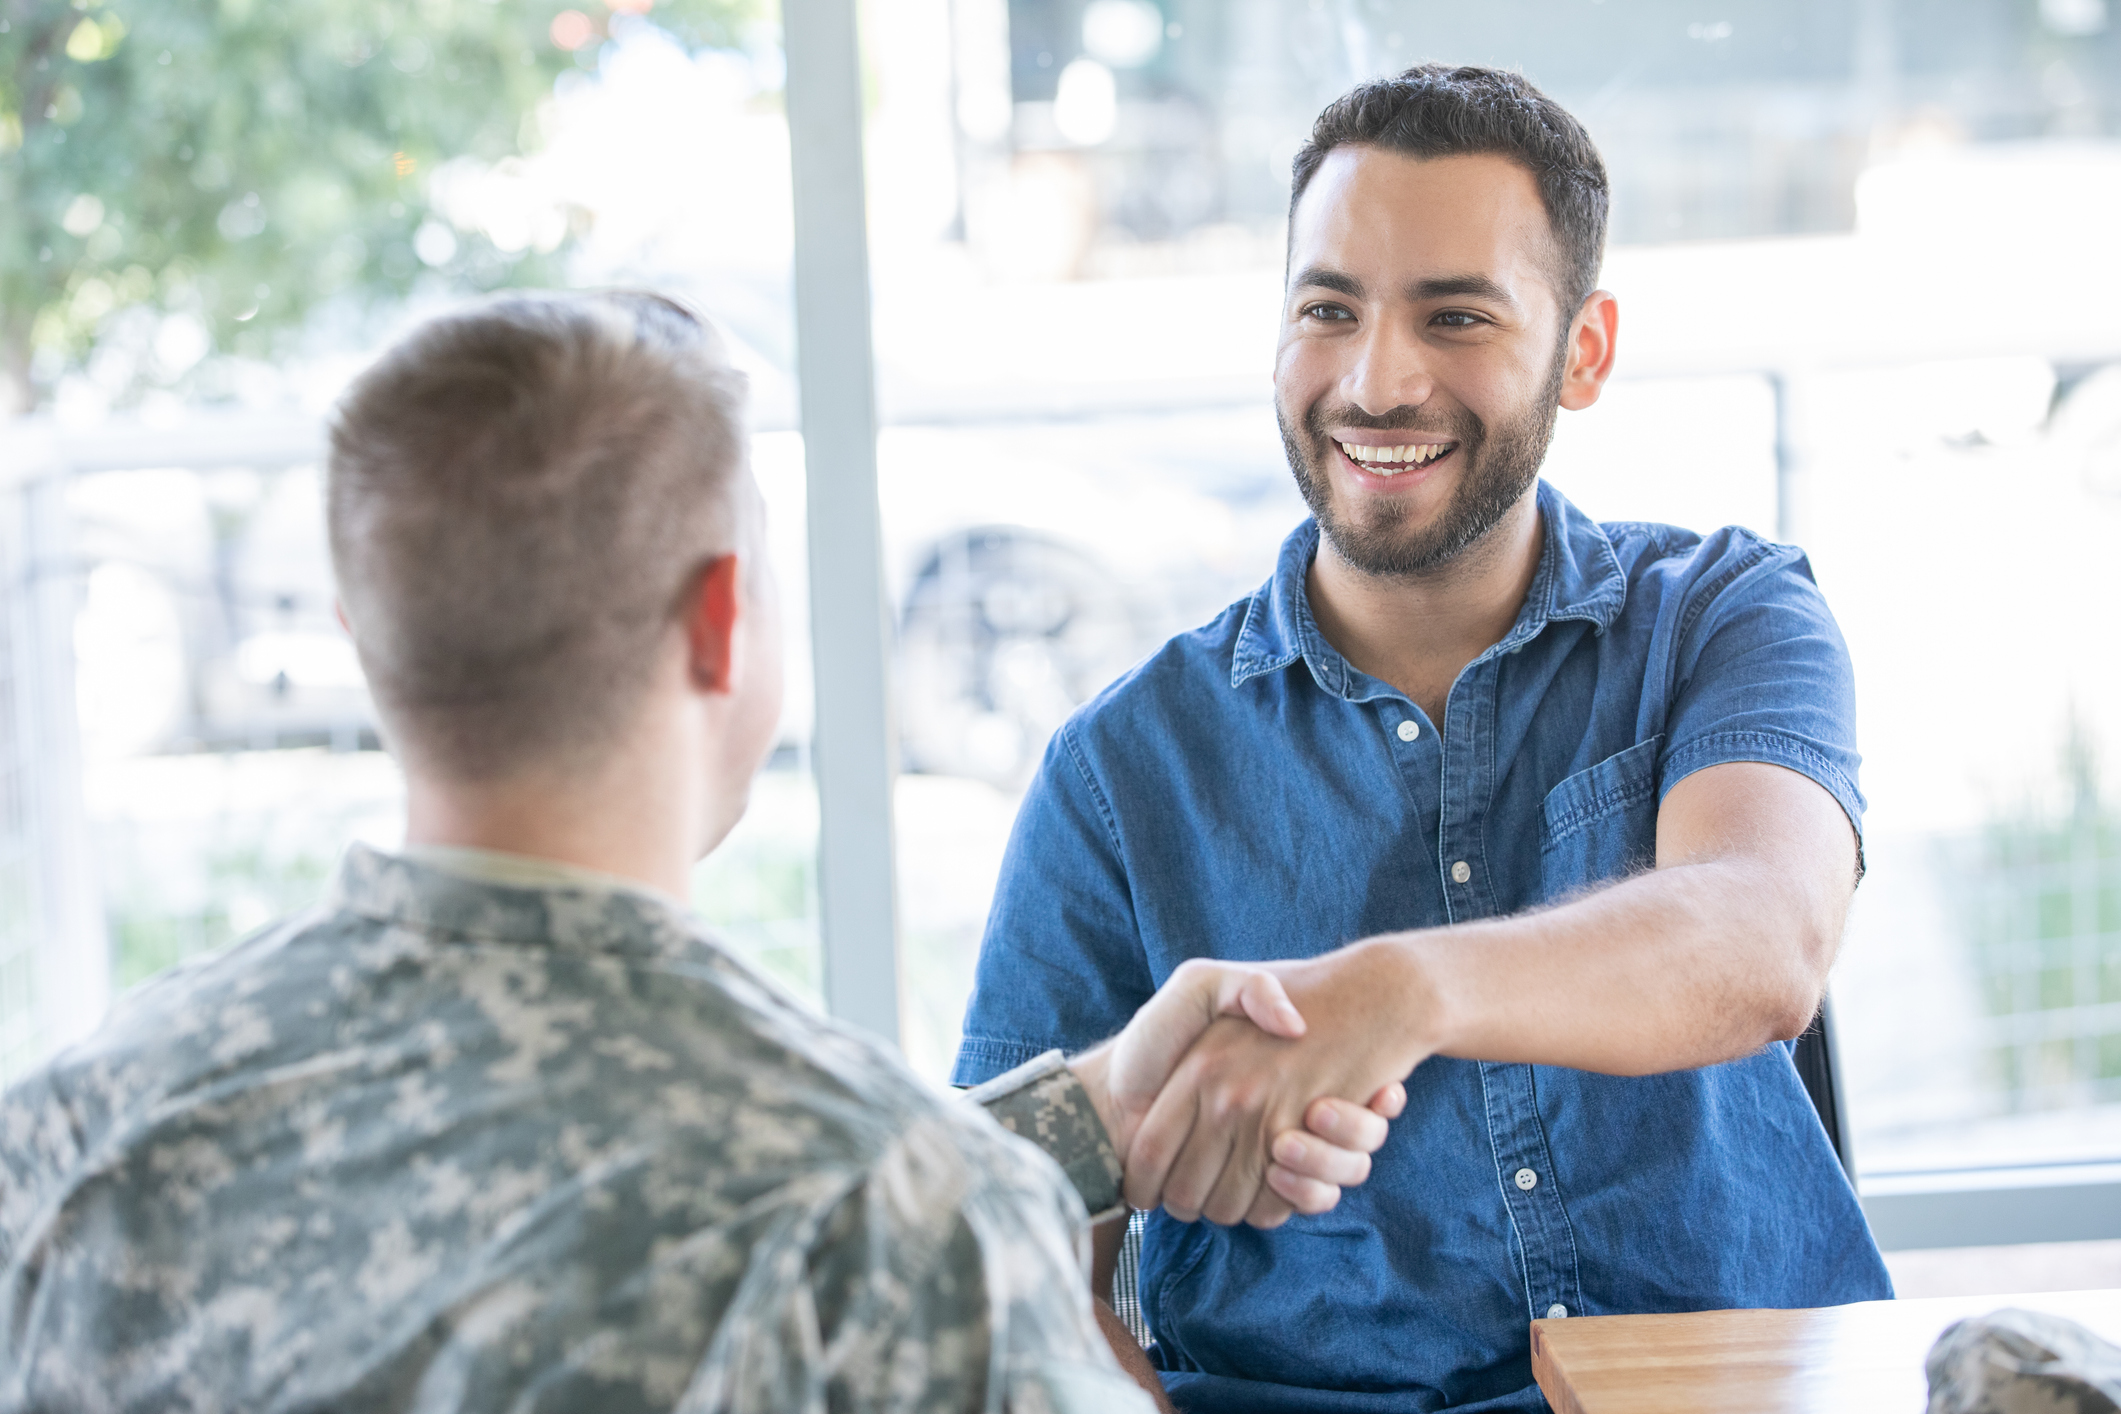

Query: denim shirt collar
[1230,478,1628,696]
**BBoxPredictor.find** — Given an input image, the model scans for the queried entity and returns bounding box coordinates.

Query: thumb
[1222,968,1306,1040]
[1108,962,1307,1111]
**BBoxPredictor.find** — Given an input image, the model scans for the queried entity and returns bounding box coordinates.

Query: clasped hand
[1076,949,1419,1230]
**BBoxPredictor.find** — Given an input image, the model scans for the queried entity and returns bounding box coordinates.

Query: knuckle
[1166,1176,1207,1216]
[1171,958,1212,988]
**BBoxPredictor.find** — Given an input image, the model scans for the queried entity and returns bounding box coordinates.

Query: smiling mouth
[1333,439,1456,476]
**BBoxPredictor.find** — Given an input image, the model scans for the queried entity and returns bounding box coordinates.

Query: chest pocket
[1539,736,1663,900]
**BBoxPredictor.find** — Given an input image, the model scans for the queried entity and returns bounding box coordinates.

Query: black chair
[1794,990,1857,1185]
[1107,990,1858,1347]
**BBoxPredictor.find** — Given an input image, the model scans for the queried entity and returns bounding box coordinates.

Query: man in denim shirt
[953,64,1893,1413]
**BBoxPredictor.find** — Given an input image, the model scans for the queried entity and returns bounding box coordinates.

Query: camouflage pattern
[967,1051,1123,1225]
[0,844,1155,1413]
[1929,1308,2121,1414]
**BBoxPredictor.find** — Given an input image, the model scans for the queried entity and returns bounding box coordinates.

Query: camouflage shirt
[0,844,1150,1413]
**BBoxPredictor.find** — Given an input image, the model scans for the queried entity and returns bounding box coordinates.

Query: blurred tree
[0,0,764,413]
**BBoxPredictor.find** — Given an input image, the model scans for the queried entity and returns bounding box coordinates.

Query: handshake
[1063,952,1423,1229]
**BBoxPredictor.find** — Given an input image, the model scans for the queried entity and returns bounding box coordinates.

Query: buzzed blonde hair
[328,290,749,779]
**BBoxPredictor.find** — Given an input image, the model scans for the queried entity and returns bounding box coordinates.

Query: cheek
[1450,348,1544,423]
[1274,335,1336,404]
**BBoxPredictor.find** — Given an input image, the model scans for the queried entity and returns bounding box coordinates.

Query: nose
[1344,316,1435,417]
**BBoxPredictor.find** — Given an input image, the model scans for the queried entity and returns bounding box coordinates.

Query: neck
[1306,488,1544,722]
[401,700,706,901]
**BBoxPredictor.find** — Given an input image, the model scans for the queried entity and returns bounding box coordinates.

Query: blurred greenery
[0,0,763,412]
[110,841,334,988]
[692,811,820,1007]
[1959,720,2121,1107]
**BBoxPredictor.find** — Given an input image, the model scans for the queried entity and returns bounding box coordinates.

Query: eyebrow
[1289,266,1522,311]
[1290,266,1365,299]
[1409,273,1521,309]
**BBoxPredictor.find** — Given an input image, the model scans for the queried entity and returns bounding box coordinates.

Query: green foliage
[1956,721,2121,1108]
[0,0,764,411]
[692,822,820,1006]
[110,840,333,988]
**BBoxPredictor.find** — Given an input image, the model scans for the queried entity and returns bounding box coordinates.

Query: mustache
[1303,401,1482,444]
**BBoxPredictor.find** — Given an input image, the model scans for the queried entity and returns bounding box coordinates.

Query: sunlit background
[6,0,2121,1290]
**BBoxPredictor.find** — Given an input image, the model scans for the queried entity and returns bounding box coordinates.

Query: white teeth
[1340,439,1449,470]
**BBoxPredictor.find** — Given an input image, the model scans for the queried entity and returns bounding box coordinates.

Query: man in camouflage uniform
[0,293,1396,1412]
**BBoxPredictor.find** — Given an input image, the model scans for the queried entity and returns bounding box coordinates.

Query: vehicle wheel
[897,527,1143,790]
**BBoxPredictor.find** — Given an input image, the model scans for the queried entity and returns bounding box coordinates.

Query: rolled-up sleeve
[1658,538,1866,854]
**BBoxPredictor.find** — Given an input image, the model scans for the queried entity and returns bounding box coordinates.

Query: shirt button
[1396,720,1420,742]
[1547,1303,1569,1319]
[1451,860,1472,884]
[1514,1167,1538,1191]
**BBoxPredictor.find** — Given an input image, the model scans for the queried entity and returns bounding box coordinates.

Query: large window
[0,0,825,1065]
[858,0,2121,1192]
[6,0,2121,1253]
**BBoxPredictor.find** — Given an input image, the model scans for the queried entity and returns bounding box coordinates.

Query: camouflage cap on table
[1928,1308,2121,1414]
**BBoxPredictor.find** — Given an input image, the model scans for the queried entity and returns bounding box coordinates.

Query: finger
[1271,1129,1373,1188]
[1200,1133,1270,1226]
[1111,962,1293,1114]
[1122,1069,1200,1212]
[1264,1163,1343,1216]
[1302,1096,1389,1154]
[1225,969,1306,1040]
[1158,1116,1237,1224]
[1242,1181,1297,1230]
[1367,1081,1407,1119]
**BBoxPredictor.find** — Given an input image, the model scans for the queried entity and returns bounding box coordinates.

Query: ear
[683,554,743,694]
[334,598,352,635]
[1558,289,1619,412]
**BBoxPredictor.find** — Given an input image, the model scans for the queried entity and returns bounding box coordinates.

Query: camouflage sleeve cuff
[967,1049,1126,1223]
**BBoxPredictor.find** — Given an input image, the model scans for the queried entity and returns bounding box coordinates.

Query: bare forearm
[1126,766,1858,1208]
[1386,856,1836,1075]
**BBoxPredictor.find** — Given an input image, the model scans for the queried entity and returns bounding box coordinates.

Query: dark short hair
[1290,64,1610,314]
[328,290,750,780]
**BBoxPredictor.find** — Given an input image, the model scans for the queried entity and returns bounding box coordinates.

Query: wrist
[1356,931,1455,1064]
[1067,1041,1129,1157]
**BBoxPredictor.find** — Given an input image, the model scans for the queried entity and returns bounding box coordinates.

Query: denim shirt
[952,480,1893,1414]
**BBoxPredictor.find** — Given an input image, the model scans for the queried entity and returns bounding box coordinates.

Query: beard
[1278,344,1566,578]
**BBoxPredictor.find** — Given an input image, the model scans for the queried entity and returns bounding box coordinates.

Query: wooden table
[1531,1288,2121,1413]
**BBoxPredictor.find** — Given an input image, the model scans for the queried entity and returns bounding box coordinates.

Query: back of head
[1292,64,1610,311]
[328,290,749,780]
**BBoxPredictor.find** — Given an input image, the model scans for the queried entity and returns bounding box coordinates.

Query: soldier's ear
[683,555,742,694]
